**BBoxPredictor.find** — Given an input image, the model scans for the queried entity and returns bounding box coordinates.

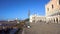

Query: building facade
[30,14,46,23]
[45,0,60,16]
[45,0,60,23]
[30,0,60,24]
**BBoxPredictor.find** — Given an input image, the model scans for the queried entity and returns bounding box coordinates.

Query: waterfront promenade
[24,22,60,34]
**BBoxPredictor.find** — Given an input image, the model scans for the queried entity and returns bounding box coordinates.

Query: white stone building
[30,14,46,23]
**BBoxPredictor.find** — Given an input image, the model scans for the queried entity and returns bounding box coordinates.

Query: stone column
[58,16,60,24]
[59,15,60,23]
[54,17,56,23]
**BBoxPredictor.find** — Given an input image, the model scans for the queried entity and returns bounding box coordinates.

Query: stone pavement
[24,22,60,34]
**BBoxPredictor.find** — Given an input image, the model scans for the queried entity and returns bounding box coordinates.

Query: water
[9,28,18,34]
[0,28,18,34]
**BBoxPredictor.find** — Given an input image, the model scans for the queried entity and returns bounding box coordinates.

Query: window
[52,4,54,9]
[59,0,60,5]
[47,8,49,11]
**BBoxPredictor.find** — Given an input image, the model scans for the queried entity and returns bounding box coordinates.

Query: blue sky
[0,0,50,20]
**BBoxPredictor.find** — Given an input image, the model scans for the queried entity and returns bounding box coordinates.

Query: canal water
[0,28,18,34]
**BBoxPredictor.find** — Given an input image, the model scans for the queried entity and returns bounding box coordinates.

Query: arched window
[47,8,49,11]
[59,0,60,5]
[52,4,54,9]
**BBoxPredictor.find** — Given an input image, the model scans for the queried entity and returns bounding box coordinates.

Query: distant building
[30,14,46,23]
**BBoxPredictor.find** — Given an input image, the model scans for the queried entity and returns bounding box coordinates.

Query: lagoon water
[0,28,18,34]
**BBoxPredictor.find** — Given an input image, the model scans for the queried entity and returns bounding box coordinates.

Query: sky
[0,0,50,20]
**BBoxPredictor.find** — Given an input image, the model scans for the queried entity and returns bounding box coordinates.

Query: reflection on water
[0,28,18,34]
